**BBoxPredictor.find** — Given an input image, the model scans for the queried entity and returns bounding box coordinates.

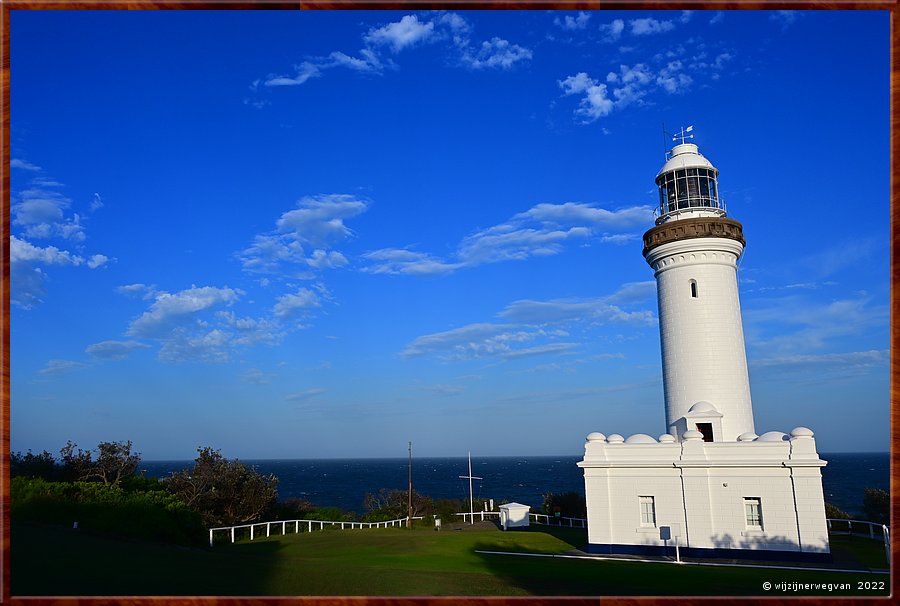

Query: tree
[10,450,59,480]
[59,440,95,481]
[58,440,140,485]
[163,447,278,527]
[363,488,432,521]
[542,492,587,519]
[863,488,889,524]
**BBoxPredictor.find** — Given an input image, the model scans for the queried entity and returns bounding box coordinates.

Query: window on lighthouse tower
[690,280,698,298]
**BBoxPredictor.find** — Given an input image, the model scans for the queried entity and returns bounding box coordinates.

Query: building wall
[646,237,755,440]
[579,432,830,557]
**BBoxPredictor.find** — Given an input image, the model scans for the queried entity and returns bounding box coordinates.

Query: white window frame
[639,496,656,527]
[744,497,763,530]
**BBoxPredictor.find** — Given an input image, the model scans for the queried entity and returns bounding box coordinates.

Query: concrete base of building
[584,543,833,563]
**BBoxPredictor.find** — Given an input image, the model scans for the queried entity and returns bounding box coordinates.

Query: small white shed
[499,502,531,530]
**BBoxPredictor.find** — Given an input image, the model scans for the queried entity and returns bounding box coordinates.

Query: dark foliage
[11,476,204,546]
[362,488,431,522]
[12,440,141,486]
[863,488,889,524]
[163,447,278,527]
[824,502,851,520]
[541,491,587,519]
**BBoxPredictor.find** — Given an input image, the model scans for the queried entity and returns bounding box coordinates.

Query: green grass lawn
[12,521,890,597]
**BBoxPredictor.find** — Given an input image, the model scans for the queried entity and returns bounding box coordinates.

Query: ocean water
[141,452,888,519]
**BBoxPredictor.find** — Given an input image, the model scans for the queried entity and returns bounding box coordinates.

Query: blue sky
[9,9,889,460]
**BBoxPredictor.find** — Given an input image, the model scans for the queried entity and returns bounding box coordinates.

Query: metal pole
[468,452,474,524]
[407,441,413,529]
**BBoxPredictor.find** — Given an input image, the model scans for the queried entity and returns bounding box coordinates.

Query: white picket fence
[208,516,424,547]
[454,511,587,528]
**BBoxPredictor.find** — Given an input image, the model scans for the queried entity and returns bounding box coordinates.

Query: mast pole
[407,441,412,528]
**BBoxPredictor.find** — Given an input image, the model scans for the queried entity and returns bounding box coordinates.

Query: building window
[744,497,763,529]
[697,422,713,442]
[639,496,656,527]
[690,280,698,298]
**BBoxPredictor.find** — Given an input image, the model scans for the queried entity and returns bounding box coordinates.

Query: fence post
[209,529,214,547]
[231,527,235,543]
[283,521,286,535]
[251,525,254,541]
[267,522,271,537]
[308,521,312,532]
[320,522,324,530]
[295,521,299,534]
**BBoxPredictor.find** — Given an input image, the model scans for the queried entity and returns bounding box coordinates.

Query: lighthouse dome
[657,143,717,178]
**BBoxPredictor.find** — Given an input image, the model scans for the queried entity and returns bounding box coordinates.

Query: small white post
[675,535,681,563]
[308,521,312,532]
[250,525,255,541]
[267,523,271,537]
[231,527,235,543]
[209,529,214,547]
[295,521,299,533]
[283,521,286,535]
[320,522,324,530]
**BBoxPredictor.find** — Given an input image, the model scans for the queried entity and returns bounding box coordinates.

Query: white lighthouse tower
[578,129,830,561]
[642,129,754,442]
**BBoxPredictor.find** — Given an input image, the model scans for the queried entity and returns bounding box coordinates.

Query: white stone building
[579,133,830,561]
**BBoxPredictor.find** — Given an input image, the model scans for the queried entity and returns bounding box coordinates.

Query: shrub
[11,477,204,546]
[825,502,851,520]
[541,491,587,519]
[863,488,889,524]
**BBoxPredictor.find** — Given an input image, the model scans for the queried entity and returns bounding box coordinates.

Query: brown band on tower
[642,217,745,257]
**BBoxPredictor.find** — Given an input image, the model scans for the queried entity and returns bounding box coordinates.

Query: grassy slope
[12,522,889,597]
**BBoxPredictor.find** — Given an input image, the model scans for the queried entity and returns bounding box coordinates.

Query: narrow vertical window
[639,496,656,527]
[744,497,763,529]
[690,280,698,298]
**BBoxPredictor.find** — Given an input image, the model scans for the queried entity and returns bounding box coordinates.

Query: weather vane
[672,125,694,145]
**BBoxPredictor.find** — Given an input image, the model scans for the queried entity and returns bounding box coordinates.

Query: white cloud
[264,62,321,87]
[40,359,87,376]
[87,254,109,269]
[286,388,327,402]
[402,323,568,360]
[242,368,276,385]
[158,328,233,363]
[630,18,675,36]
[10,235,83,267]
[559,72,614,121]
[85,340,150,360]
[127,285,242,338]
[710,12,724,25]
[656,61,693,94]
[326,49,383,73]
[90,193,103,211]
[680,11,694,24]
[598,19,625,43]
[11,158,41,171]
[362,248,462,275]
[364,202,652,275]
[770,11,801,28]
[240,194,367,276]
[365,15,435,52]
[502,342,578,359]
[273,287,320,319]
[555,12,590,31]
[461,37,532,70]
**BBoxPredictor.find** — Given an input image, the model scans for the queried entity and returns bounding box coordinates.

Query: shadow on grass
[11,521,285,596]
